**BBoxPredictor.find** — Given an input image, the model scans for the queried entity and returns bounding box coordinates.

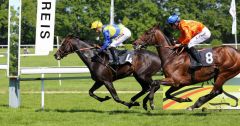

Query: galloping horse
[54,35,161,109]
[133,25,240,110]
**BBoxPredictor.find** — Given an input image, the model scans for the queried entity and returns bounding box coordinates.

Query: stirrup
[112,61,119,65]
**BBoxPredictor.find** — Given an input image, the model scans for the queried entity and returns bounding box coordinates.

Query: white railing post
[41,74,45,110]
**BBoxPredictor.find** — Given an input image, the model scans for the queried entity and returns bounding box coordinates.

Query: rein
[71,44,117,73]
[75,47,97,52]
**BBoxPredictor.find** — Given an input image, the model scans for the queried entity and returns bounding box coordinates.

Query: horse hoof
[99,96,111,102]
[128,102,140,109]
[186,106,194,111]
[132,102,140,106]
[128,104,133,109]
[104,96,111,100]
[130,102,140,106]
[202,107,207,112]
[185,98,192,102]
[143,105,148,111]
[150,104,155,110]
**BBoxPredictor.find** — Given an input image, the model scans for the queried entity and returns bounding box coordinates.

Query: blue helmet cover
[167,14,180,24]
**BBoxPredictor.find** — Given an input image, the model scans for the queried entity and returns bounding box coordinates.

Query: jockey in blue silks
[91,21,131,65]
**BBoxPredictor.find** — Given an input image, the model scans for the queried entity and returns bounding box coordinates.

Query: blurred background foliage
[0,0,239,46]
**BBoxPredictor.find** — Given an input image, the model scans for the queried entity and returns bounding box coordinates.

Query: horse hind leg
[103,81,140,108]
[149,80,161,110]
[187,88,222,111]
[89,81,111,102]
[188,70,240,110]
[187,75,227,110]
[129,75,152,106]
[143,80,160,110]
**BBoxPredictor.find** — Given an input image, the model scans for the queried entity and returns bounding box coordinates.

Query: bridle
[135,28,172,49]
[57,38,98,59]
[134,27,184,56]
[57,37,117,73]
[57,38,76,58]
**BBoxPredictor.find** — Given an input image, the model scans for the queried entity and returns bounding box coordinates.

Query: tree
[21,0,37,45]
[0,0,9,44]
[1,0,239,45]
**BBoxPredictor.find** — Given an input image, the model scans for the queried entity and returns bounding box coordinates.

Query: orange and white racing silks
[177,20,205,45]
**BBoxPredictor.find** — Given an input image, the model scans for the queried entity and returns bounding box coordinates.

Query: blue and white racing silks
[100,24,124,50]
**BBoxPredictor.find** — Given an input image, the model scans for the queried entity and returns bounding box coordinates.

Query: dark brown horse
[133,25,240,110]
[54,35,161,109]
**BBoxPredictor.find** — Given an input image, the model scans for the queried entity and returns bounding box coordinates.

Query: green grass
[1,93,240,126]
[1,48,240,126]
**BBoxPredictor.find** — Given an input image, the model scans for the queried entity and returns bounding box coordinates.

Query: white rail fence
[20,66,90,110]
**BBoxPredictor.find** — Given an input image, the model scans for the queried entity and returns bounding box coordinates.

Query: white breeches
[188,27,211,48]
[109,27,131,47]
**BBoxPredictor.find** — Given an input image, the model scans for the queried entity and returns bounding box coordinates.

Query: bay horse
[54,35,161,109]
[133,25,240,110]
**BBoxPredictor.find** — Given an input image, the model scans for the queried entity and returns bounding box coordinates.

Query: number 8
[205,52,213,64]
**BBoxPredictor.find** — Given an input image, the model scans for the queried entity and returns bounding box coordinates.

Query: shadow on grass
[0,104,32,110]
[0,104,8,107]
[36,108,141,115]
[34,108,215,117]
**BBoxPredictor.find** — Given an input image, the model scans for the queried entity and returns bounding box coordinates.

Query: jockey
[167,14,211,68]
[91,20,132,65]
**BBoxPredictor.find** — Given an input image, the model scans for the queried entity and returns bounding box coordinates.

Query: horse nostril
[54,54,59,60]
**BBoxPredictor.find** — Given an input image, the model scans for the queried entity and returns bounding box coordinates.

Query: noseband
[57,38,76,58]
[136,28,174,49]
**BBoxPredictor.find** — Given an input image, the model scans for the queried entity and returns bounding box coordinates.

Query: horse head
[54,34,91,60]
[133,24,173,49]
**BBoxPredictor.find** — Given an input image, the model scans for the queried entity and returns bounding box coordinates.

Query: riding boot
[188,47,203,68]
[109,47,119,65]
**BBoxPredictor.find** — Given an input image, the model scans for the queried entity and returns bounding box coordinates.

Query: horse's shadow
[35,108,212,117]
[36,108,141,115]
[0,104,9,107]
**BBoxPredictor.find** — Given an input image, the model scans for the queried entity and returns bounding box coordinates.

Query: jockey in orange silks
[167,14,211,68]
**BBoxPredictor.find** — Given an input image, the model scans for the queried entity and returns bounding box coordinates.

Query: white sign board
[35,0,56,55]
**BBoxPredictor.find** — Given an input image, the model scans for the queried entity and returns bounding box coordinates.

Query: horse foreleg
[104,81,140,108]
[89,81,111,102]
[165,86,192,103]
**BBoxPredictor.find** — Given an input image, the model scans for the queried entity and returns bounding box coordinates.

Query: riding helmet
[167,14,180,24]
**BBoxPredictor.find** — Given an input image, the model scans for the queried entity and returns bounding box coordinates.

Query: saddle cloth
[107,49,134,65]
[189,48,214,67]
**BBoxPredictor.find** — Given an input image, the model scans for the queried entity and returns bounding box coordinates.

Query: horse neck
[75,51,93,69]
[74,41,95,71]
[155,30,175,64]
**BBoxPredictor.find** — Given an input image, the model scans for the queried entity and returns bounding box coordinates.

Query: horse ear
[155,23,161,29]
[66,33,74,38]
[153,23,161,30]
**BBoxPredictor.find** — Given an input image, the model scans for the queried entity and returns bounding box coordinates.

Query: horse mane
[64,34,99,47]
[144,23,161,34]
[144,24,174,46]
